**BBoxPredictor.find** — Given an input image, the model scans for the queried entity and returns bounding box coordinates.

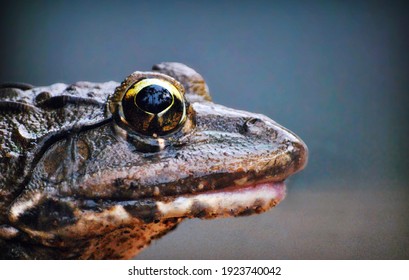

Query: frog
[0,62,307,259]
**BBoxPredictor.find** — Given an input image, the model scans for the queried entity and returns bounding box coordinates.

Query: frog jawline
[156,181,286,219]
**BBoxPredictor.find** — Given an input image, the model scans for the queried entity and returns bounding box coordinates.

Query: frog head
[7,63,307,259]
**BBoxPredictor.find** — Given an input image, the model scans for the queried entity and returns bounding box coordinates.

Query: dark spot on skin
[190,201,209,218]
[129,181,138,190]
[65,85,76,91]
[237,200,265,216]
[122,200,159,223]
[114,178,124,188]
[119,237,128,244]
[17,199,77,231]
[164,217,180,225]
[150,221,180,240]
[237,207,258,217]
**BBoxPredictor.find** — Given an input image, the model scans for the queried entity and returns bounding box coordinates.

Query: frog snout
[241,116,308,176]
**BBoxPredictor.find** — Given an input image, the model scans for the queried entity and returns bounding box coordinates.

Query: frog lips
[156,180,286,219]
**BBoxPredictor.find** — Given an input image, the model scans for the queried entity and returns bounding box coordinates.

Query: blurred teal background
[1,1,408,259]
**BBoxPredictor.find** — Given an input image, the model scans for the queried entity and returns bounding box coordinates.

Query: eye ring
[109,72,187,137]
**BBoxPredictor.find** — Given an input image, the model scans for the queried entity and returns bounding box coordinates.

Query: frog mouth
[155,180,286,219]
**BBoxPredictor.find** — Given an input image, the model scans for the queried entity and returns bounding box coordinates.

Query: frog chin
[156,181,286,220]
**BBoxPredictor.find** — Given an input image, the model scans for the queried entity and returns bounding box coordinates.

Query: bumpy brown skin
[0,63,307,259]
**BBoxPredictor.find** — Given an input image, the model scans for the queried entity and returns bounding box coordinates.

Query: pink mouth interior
[201,180,286,200]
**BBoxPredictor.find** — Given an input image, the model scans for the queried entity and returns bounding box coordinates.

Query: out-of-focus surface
[1,1,408,259]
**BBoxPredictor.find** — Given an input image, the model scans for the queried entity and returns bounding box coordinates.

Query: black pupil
[135,84,173,114]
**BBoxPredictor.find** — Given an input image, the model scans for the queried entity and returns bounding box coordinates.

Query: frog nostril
[246,118,262,126]
[241,118,264,135]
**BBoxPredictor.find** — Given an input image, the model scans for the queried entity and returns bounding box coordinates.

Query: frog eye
[109,73,187,137]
